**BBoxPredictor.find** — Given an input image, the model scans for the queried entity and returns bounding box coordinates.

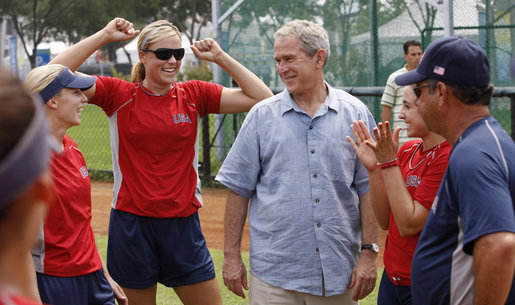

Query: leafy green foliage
[153,0,211,44]
[226,0,320,48]
[110,66,132,81]
[0,0,74,67]
[216,0,415,88]
[0,0,211,67]
[177,60,213,82]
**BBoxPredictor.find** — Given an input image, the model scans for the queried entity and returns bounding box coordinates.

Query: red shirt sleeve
[180,80,223,117]
[89,76,134,116]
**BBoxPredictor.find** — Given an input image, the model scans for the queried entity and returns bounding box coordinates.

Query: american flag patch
[433,66,445,75]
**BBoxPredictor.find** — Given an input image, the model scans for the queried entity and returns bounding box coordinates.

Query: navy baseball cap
[39,68,97,103]
[395,36,490,87]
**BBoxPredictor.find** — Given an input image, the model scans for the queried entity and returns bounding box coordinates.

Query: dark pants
[378,272,413,305]
[37,268,115,305]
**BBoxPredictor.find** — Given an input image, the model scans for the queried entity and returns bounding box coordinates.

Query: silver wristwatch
[361,243,380,253]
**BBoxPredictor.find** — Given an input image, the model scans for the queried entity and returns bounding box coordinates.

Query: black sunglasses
[141,48,185,61]
[413,84,432,99]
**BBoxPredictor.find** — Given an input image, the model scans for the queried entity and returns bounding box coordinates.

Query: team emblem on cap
[433,66,445,75]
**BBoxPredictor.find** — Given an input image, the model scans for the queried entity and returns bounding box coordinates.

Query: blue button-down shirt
[215,84,376,296]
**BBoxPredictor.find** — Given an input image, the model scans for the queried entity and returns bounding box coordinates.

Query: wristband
[377,158,399,169]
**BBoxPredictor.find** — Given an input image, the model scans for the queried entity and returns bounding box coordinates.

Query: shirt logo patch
[173,113,192,124]
[406,175,421,187]
[79,166,89,178]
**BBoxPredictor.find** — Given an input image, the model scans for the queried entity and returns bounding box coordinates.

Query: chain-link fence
[68,0,515,181]
[219,0,514,88]
[69,88,514,181]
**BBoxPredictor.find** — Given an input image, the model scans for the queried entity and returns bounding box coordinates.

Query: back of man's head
[396,36,493,105]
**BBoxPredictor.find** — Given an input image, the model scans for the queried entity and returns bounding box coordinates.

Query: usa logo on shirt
[173,113,192,124]
[79,166,89,178]
[405,175,421,187]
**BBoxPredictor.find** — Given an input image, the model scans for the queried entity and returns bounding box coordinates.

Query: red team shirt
[89,77,222,218]
[383,139,451,286]
[32,135,102,277]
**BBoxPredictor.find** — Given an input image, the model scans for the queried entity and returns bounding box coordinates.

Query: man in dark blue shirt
[395,36,515,305]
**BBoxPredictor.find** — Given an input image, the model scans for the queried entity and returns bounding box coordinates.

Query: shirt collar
[455,115,493,148]
[279,82,339,116]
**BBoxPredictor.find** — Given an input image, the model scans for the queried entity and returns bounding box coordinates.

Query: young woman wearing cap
[0,71,55,305]
[50,18,273,305]
[23,64,127,305]
[347,86,451,305]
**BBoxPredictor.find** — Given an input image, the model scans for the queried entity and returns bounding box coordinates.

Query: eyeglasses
[141,48,185,61]
[413,83,433,98]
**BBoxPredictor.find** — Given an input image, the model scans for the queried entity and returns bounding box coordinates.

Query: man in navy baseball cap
[399,35,515,305]
[395,36,490,87]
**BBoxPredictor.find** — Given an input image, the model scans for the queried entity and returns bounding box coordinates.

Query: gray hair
[274,19,330,67]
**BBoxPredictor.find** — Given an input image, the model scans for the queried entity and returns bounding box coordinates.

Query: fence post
[202,115,211,181]
[369,0,379,87]
[511,94,515,141]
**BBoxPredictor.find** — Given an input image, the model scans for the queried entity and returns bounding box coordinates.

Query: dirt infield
[91,181,250,251]
[91,181,385,266]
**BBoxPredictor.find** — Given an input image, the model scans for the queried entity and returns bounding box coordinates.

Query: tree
[401,0,438,45]
[0,0,77,68]
[0,0,212,67]
[0,0,128,68]
[228,0,320,46]
[151,0,211,45]
[322,0,362,86]
[322,0,406,86]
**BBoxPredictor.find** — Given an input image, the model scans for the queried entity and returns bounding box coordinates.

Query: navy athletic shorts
[377,271,413,305]
[37,268,115,305]
[107,209,215,289]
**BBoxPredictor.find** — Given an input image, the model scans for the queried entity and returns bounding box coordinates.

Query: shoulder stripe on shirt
[485,120,509,181]
[113,98,134,114]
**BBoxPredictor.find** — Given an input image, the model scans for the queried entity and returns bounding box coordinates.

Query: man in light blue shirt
[216,20,379,305]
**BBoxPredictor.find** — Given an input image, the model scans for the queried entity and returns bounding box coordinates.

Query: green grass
[67,105,112,171]
[96,235,381,304]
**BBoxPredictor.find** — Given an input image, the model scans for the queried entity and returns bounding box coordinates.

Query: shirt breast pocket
[325,138,355,184]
